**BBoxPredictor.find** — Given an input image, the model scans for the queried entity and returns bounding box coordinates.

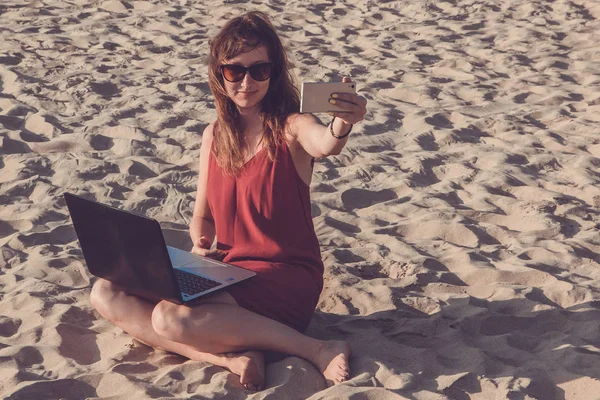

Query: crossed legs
[90,278,350,390]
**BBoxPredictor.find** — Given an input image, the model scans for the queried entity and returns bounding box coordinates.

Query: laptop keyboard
[173,269,221,295]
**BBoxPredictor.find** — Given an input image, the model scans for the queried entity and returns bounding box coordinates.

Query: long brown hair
[208,11,300,176]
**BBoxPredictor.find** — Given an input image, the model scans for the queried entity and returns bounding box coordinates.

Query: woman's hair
[208,11,300,176]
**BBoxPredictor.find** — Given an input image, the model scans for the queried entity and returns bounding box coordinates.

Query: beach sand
[1,0,600,398]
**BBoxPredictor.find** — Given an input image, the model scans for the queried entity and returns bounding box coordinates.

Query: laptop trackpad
[167,246,204,267]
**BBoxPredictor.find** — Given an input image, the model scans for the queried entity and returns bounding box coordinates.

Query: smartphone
[300,81,356,113]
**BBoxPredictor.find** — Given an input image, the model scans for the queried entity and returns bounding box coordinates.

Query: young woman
[90,11,367,391]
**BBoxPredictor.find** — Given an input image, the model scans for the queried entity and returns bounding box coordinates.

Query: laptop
[64,192,255,304]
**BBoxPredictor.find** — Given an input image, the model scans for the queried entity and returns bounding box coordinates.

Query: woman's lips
[237,91,256,98]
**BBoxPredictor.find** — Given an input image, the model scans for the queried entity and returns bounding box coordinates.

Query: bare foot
[313,340,351,386]
[227,350,266,391]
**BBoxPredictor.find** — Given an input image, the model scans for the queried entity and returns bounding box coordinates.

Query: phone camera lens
[351,84,355,88]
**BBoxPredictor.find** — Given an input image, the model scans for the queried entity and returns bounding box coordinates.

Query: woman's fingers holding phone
[332,76,361,105]
[328,94,367,123]
[329,92,365,106]
[326,75,367,123]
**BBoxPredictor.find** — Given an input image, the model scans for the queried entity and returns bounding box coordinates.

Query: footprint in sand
[0,136,32,154]
[112,362,158,375]
[12,346,44,367]
[121,159,158,179]
[0,53,24,66]
[17,225,76,247]
[0,316,22,337]
[57,323,101,365]
[0,115,22,131]
[0,220,18,238]
[341,188,397,209]
[7,379,97,400]
[90,81,120,99]
[332,249,365,264]
[323,216,361,234]
[425,112,454,129]
[88,134,114,151]
[415,132,439,151]
[347,264,387,280]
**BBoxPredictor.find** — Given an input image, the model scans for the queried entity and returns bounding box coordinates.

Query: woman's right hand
[191,236,226,261]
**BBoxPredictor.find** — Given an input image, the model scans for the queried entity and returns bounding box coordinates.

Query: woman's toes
[337,366,349,378]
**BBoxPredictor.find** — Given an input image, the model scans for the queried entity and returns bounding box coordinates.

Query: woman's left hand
[328,76,368,125]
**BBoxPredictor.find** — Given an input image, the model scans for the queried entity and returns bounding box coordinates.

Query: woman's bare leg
[90,279,265,390]
[151,291,350,385]
[91,278,350,386]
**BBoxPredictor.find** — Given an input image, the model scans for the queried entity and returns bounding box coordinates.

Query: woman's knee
[89,279,123,319]
[151,301,192,341]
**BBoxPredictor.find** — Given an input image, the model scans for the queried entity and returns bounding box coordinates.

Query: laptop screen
[64,193,183,304]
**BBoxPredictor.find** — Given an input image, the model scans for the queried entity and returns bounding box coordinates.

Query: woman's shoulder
[203,121,217,137]
[201,121,218,143]
[200,121,217,152]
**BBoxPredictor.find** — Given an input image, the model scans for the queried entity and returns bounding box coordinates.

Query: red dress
[206,137,324,332]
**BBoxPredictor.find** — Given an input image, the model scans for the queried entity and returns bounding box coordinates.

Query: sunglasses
[220,62,274,83]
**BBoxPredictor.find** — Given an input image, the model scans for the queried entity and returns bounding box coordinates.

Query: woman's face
[221,45,271,112]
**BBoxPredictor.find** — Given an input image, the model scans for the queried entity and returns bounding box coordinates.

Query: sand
[1,0,600,398]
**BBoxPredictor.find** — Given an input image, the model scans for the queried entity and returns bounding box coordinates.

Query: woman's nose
[240,70,256,87]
